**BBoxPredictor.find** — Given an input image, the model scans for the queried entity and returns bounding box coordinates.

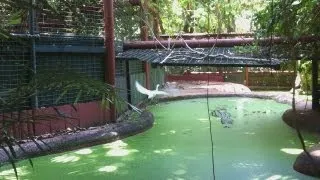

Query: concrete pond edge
[0,111,154,165]
[159,93,297,105]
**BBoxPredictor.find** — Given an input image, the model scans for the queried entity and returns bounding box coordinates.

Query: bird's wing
[135,81,151,95]
[154,90,168,95]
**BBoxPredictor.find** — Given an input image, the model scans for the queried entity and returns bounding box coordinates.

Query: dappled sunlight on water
[280,148,303,155]
[51,154,80,163]
[197,118,208,123]
[251,173,300,180]
[160,130,176,136]
[106,148,139,157]
[265,174,298,180]
[244,132,256,135]
[173,169,187,175]
[98,165,118,173]
[154,148,173,154]
[74,148,93,155]
[0,166,30,180]
[103,140,139,157]
[232,161,263,168]
[103,140,128,149]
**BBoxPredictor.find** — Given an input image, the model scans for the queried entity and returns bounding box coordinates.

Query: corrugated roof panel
[116,47,283,68]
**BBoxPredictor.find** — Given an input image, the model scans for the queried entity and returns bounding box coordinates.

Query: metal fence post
[29,0,38,135]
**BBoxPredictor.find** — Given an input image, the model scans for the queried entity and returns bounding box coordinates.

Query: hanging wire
[206,67,216,180]
[205,2,216,180]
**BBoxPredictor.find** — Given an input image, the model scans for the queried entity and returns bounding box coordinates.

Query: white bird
[135,81,168,99]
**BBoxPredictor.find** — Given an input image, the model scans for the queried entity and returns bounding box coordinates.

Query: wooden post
[245,66,249,86]
[103,0,116,122]
[312,60,319,110]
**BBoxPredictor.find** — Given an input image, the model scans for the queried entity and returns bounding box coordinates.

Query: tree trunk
[183,2,194,33]
[142,0,163,37]
[226,15,235,33]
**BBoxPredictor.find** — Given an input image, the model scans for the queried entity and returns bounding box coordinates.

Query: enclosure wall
[166,71,295,90]
[0,37,166,139]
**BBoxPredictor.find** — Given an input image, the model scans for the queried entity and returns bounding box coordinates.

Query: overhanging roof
[116,47,282,68]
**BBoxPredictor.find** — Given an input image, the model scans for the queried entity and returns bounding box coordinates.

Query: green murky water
[0,97,319,180]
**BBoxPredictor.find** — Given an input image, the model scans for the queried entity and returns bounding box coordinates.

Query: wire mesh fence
[36,53,105,107]
[115,60,128,115]
[150,65,165,89]
[1,0,141,38]
[36,1,103,36]
[0,0,171,140]
[128,60,146,104]
[0,38,30,111]
[0,1,111,111]
[0,0,167,113]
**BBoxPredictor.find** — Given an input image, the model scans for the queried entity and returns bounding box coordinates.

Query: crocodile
[211,109,233,128]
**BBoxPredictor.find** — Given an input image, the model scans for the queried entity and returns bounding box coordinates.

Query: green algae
[0,97,319,180]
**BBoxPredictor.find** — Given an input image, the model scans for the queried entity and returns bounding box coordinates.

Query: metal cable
[206,60,216,180]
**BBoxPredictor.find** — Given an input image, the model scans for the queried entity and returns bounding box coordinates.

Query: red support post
[142,28,151,89]
[103,0,116,122]
[140,5,151,89]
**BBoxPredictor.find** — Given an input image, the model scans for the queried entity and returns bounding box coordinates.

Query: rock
[88,127,96,130]
[0,111,154,164]
[282,109,320,133]
[289,88,302,95]
[293,145,320,177]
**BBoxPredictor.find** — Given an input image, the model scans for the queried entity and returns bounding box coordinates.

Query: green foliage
[254,0,320,84]
[148,0,266,34]
[254,0,320,38]
[114,1,140,40]
[234,45,260,54]
[298,60,312,93]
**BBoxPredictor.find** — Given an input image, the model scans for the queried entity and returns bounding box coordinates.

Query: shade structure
[116,47,282,68]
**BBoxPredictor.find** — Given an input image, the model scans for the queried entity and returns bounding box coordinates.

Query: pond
[0,97,319,180]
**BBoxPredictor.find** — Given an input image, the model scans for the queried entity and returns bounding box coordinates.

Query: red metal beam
[103,0,116,122]
[123,36,320,50]
[159,33,254,40]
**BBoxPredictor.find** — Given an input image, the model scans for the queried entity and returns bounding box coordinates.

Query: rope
[205,5,218,177]
[206,66,216,180]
